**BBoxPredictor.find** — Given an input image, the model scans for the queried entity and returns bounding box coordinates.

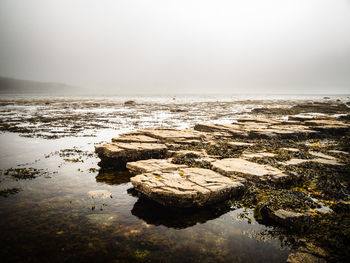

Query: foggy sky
[0,0,350,94]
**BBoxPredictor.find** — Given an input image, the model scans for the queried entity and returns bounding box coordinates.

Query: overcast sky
[0,0,350,94]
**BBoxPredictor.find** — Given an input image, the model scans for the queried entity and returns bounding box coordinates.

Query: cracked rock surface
[130,167,244,207]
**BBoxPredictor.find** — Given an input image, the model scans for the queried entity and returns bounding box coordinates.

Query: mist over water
[1,0,350,94]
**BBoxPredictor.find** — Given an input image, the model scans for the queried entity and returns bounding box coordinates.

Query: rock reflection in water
[131,194,232,229]
[95,169,132,185]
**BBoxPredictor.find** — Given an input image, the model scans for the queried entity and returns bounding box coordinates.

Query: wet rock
[126,159,187,174]
[124,100,136,106]
[130,167,244,207]
[86,213,118,227]
[95,142,167,168]
[212,158,288,182]
[267,209,307,225]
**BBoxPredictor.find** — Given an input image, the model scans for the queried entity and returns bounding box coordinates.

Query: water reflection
[95,169,132,185]
[131,195,233,229]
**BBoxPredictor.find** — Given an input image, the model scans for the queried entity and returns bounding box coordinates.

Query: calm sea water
[0,94,348,262]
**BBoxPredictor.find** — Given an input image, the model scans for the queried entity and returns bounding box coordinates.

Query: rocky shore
[96,102,350,262]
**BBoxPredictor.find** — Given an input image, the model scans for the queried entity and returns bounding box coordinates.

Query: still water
[3,95,336,262]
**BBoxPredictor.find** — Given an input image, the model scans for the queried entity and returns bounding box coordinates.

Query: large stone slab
[95,142,167,168]
[126,159,187,174]
[194,123,249,137]
[212,158,288,182]
[279,158,344,166]
[130,168,244,207]
[137,128,205,144]
[112,134,158,143]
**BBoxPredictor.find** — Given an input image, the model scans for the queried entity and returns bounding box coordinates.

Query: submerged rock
[130,167,244,207]
[88,190,112,199]
[212,158,288,182]
[286,252,326,263]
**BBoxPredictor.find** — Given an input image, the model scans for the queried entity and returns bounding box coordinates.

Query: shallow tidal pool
[0,130,294,263]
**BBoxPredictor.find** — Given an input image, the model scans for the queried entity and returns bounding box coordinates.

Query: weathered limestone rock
[249,125,317,139]
[194,123,249,137]
[227,141,254,149]
[95,142,167,168]
[126,159,187,174]
[137,128,205,144]
[279,159,311,166]
[309,151,337,160]
[130,168,244,207]
[242,152,276,159]
[212,158,288,182]
[112,134,158,143]
[278,151,344,166]
[268,209,307,225]
[281,148,299,152]
[236,117,280,124]
[328,150,349,155]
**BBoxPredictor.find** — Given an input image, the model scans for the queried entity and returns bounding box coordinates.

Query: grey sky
[0,0,350,94]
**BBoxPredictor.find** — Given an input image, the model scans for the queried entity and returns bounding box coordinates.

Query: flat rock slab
[309,151,337,160]
[212,158,288,182]
[112,134,158,143]
[141,128,205,144]
[281,148,299,152]
[242,152,276,159]
[95,142,167,167]
[279,158,344,166]
[194,123,249,137]
[126,159,187,174]
[130,167,244,207]
[227,141,254,149]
